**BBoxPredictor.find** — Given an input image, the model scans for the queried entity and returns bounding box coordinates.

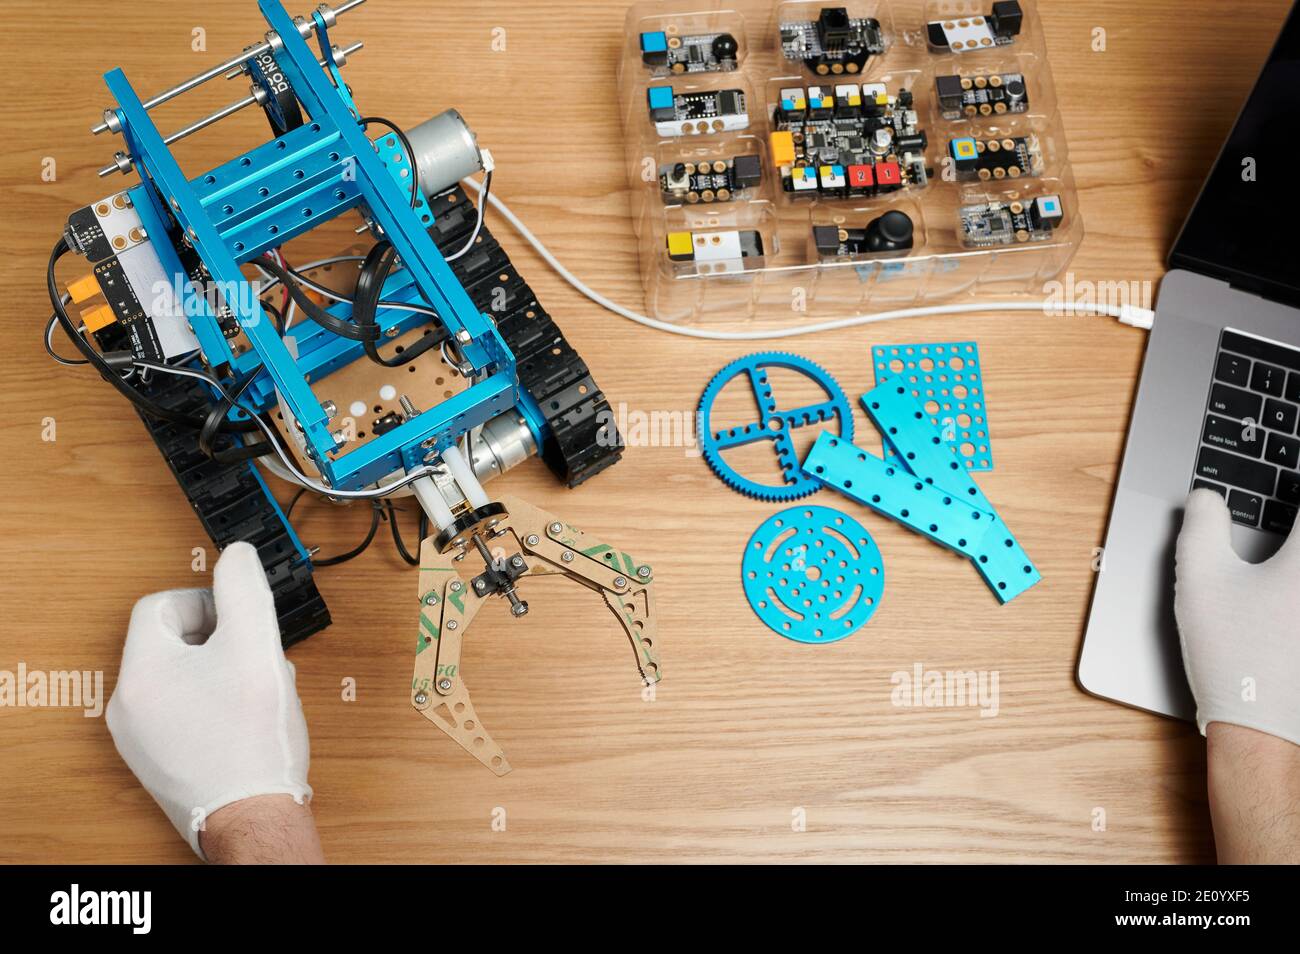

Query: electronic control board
[935,72,1028,120]
[659,154,763,204]
[647,85,748,136]
[780,6,885,75]
[960,194,1063,246]
[770,83,928,198]
[640,29,739,74]
[948,134,1042,181]
[926,1,1023,53]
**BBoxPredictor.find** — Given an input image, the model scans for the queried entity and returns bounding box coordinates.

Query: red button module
[847,164,874,188]
[875,160,901,186]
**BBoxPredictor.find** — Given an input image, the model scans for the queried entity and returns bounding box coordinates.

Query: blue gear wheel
[742,506,885,644]
[698,352,854,502]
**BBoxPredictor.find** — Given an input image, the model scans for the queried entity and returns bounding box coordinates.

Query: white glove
[1174,489,1300,746]
[106,542,312,858]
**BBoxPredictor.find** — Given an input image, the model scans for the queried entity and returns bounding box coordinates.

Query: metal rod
[97,40,364,177]
[92,0,367,134]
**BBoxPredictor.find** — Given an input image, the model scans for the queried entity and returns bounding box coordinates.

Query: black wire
[198,371,272,464]
[286,488,384,567]
[47,237,258,433]
[386,499,426,566]
[358,116,420,208]
[44,310,88,366]
[352,241,442,368]
[255,254,380,341]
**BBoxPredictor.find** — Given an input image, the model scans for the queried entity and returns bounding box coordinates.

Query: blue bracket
[804,433,999,562]
[99,0,520,492]
[872,341,992,471]
[859,380,1040,602]
[802,382,1040,603]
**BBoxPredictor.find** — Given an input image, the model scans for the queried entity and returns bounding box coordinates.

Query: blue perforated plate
[741,506,884,644]
[872,341,992,471]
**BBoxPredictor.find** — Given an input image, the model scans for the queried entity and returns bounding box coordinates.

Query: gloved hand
[1174,488,1300,746]
[106,542,312,859]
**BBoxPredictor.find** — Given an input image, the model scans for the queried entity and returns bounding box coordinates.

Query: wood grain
[0,0,1289,864]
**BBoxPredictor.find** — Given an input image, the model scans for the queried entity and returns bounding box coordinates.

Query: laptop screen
[1170,0,1300,309]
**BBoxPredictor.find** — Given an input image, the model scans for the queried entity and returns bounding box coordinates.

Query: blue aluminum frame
[98,0,521,491]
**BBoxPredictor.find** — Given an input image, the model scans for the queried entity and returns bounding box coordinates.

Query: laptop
[1079,0,1300,720]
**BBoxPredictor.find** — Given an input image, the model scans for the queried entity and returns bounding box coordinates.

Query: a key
[1195,446,1277,497]
[1208,383,1263,422]
[1226,489,1262,527]
[1250,361,1286,398]
[1263,398,1299,435]
[1265,431,1300,469]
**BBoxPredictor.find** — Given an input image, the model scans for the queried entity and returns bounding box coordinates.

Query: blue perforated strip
[872,341,992,471]
[803,434,997,560]
[860,381,1041,602]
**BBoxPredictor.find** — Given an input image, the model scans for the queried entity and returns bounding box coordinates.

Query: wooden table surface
[0,0,1289,864]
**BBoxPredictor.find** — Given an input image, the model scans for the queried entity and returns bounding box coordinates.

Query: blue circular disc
[741,506,884,644]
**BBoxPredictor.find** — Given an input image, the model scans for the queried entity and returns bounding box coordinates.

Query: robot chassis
[52,0,660,774]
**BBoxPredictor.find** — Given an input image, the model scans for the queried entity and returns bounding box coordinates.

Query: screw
[414,692,428,705]
[638,566,651,578]
[614,576,627,589]
[549,522,563,535]
[438,678,453,692]
[474,579,486,592]
[446,620,459,630]
[510,556,524,568]
[525,534,539,547]
[424,594,438,606]
[561,551,573,562]
[450,581,462,592]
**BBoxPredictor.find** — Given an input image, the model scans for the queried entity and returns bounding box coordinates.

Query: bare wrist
[200,794,325,865]
[1206,722,1300,864]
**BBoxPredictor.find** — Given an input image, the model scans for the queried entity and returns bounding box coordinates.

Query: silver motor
[405,109,485,197]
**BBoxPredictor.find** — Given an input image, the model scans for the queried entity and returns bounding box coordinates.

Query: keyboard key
[1288,371,1300,404]
[1208,383,1262,422]
[1192,479,1226,497]
[1226,489,1263,527]
[1195,446,1277,497]
[1202,413,1263,457]
[1265,431,1300,469]
[1222,330,1300,373]
[1279,471,1300,504]
[1214,352,1250,387]
[1262,499,1297,535]
[1262,398,1299,435]
[1250,361,1286,397]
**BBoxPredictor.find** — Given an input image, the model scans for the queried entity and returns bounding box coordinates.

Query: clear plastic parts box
[617,0,1082,321]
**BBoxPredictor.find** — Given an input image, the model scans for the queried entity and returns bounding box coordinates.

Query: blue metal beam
[258,0,498,374]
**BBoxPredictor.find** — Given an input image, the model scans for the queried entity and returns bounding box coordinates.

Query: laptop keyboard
[1193,329,1300,536]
